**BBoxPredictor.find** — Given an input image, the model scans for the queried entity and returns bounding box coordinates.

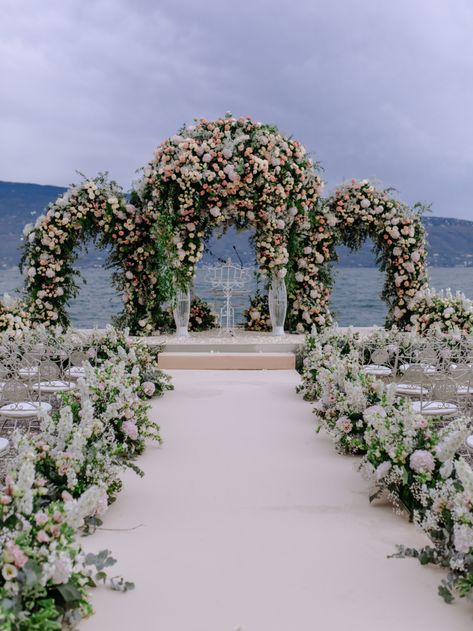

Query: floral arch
[293,179,429,331]
[136,114,326,331]
[21,174,165,334]
[19,120,429,336]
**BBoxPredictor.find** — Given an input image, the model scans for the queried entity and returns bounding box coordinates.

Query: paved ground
[81,370,472,631]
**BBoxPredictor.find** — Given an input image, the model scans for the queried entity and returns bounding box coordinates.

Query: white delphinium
[455,458,473,496]
[64,485,108,530]
[15,460,36,515]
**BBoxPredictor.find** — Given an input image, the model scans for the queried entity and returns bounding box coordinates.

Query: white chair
[362,348,393,377]
[31,360,76,397]
[64,351,87,380]
[396,365,430,397]
[17,352,41,382]
[411,379,458,418]
[0,380,52,428]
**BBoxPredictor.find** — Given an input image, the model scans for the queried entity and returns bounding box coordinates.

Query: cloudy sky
[1,0,472,219]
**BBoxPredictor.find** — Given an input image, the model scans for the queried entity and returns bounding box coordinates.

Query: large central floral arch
[136,113,325,330]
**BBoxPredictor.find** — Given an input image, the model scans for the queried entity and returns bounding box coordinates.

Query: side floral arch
[135,114,324,328]
[21,175,167,334]
[292,179,429,331]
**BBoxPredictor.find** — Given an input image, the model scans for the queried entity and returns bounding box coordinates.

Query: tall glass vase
[173,287,191,337]
[268,275,287,336]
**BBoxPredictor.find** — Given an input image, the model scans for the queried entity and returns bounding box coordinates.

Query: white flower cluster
[408,288,473,335]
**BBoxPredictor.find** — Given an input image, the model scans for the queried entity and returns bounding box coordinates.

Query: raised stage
[77,327,377,370]
[134,331,305,370]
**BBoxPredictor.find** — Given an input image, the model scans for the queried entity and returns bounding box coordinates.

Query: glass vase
[268,275,287,336]
[173,287,191,337]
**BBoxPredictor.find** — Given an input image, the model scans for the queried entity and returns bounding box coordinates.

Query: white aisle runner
[82,370,472,631]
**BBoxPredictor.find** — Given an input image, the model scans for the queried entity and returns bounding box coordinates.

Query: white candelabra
[203,258,254,332]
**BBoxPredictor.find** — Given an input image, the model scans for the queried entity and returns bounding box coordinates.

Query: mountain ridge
[0,180,472,268]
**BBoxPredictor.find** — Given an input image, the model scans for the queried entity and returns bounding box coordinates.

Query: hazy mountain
[0,180,472,268]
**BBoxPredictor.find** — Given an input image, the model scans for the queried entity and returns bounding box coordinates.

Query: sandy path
[81,370,472,631]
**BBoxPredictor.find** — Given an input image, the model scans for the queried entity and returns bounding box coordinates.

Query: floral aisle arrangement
[79,326,173,399]
[297,327,473,608]
[0,458,130,630]
[0,294,30,334]
[361,410,470,514]
[0,326,171,628]
[244,292,272,332]
[20,174,168,335]
[393,457,473,603]
[408,288,473,335]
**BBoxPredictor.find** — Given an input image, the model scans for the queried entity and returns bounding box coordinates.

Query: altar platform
[76,327,376,370]
[136,331,305,370]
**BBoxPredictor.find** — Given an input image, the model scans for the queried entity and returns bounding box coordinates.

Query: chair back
[1,379,29,403]
[39,360,59,381]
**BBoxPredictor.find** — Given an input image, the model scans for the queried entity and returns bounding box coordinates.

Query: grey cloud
[1,0,472,218]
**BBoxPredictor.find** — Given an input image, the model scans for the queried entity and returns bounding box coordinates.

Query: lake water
[1,266,473,329]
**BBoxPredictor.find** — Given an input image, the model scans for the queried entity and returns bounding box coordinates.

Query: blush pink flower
[123,420,138,440]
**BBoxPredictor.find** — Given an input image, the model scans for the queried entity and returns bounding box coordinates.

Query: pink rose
[37,530,50,543]
[4,542,28,568]
[35,512,48,526]
[123,420,138,440]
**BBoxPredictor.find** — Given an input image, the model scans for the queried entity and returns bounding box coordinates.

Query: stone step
[157,351,296,370]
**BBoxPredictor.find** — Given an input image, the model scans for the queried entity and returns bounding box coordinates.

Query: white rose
[23,223,34,237]
[55,196,68,208]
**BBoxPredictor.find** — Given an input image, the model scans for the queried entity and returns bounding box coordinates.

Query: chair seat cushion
[395,383,428,396]
[31,380,76,393]
[400,363,436,374]
[18,367,39,378]
[65,367,86,378]
[0,401,52,418]
[411,400,457,416]
[362,364,392,376]
[457,385,473,395]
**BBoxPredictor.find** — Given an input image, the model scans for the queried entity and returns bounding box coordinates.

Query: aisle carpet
[81,370,472,631]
